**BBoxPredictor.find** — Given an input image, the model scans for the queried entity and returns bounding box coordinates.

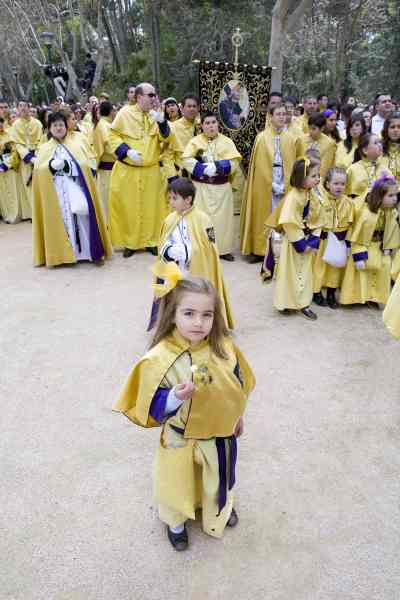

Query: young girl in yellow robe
[381,111,400,185]
[312,168,354,308]
[268,156,325,320]
[346,133,390,199]
[335,114,366,170]
[340,175,400,306]
[114,271,255,551]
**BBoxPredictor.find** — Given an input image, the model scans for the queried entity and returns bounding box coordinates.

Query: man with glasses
[371,94,394,135]
[108,82,176,257]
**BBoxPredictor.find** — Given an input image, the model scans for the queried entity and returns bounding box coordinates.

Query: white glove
[30,156,36,165]
[50,158,65,171]
[148,109,164,123]
[127,149,143,164]
[355,260,366,270]
[169,245,186,262]
[383,249,391,256]
[204,162,217,177]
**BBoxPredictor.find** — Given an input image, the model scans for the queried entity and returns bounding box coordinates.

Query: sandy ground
[1,219,400,600]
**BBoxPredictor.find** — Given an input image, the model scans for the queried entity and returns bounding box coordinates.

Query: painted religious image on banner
[218,80,250,130]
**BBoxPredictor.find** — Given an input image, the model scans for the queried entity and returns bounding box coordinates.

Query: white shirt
[371,114,385,136]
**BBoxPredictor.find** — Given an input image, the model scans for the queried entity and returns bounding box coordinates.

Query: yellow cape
[113,328,255,439]
[32,134,113,267]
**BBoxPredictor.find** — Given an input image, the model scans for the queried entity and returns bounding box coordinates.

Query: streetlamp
[40,31,55,64]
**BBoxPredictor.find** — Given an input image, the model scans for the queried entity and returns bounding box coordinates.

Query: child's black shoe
[227,507,239,528]
[167,525,188,551]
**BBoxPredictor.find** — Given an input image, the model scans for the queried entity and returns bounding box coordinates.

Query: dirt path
[1,220,399,600]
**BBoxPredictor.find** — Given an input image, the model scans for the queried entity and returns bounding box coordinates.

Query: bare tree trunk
[146,0,161,91]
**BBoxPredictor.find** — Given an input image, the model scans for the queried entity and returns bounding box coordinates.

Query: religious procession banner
[197,60,272,172]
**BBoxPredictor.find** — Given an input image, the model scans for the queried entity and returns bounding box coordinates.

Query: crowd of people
[2,83,400,551]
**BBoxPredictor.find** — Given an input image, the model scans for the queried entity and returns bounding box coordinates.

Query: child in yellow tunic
[301,113,336,178]
[340,175,400,306]
[335,114,366,170]
[383,275,400,338]
[269,157,325,320]
[148,177,235,329]
[114,272,255,550]
[346,133,391,199]
[313,168,354,308]
[381,111,400,185]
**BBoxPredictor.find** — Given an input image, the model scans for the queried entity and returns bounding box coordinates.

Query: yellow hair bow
[151,261,184,298]
[299,156,311,177]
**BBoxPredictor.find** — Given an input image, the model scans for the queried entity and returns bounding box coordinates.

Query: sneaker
[167,525,188,551]
[301,307,318,320]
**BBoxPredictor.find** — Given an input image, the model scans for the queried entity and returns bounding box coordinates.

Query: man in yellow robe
[108,82,177,257]
[169,94,200,174]
[0,118,24,223]
[240,105,304,261]
[10,100,43,219]
[92,101,116,220]
[295,95,318,134]
[301,113,336,178]
[182,112,241,261]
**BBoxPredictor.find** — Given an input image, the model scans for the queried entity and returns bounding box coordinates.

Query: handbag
[66,177,89,216]
[322,231,347,268]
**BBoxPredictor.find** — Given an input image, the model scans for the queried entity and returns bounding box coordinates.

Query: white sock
[170,523,185,534]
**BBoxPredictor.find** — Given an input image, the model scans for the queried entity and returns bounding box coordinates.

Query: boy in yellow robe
[301,113,336,178]
[0,118,24,223]
[149,177,234,330]
[10,100,43,219]
[114,270,255,550]
[240,104,304,261]
[183,111,241,261]
[168,94,201,174]
[108,83,176,256]
[92,101,116,220]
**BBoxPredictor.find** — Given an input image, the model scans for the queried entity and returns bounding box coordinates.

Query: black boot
[327,287,338,309]
[313,292,327,307]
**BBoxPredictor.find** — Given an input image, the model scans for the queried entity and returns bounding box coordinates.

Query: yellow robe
[169,116,198,172]
[340,206,400,305]
[10,116,43,219]
[114,328,255,537]
[383,274,400,338]
[301,132,336,177]
[0,130,24,223]
[183,133,241,255]
[312,188,354,292]
[346,157,390,197]
[295,113,310,134]
[381,144,400,186]
[92,117,115,220]
[157,206,235,329]
[335,140,357,170]
[273,188,324,310]
[108,104,175,250]
[32,133,113,267]
[240,126,304,256]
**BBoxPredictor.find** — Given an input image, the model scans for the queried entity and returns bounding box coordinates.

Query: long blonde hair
[150,276,229,359]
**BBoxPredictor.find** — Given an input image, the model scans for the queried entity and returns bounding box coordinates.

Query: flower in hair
[151,261,184,298]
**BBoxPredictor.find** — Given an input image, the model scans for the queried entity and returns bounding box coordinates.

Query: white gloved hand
[204,162,217,177]
[30,156,36,165]
[127,149,143,164]
[383,249,391,256]
[50,158,65,171]
[169,245,186,262]
[148,109,164,123]
[355,260,366,270]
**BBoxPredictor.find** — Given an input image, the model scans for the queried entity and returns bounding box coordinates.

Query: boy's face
[169,191,192,213]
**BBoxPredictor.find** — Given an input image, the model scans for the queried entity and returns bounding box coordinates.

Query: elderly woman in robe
[32,111,112,267]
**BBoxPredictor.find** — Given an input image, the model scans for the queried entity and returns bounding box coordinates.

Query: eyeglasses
[143,92,156,98]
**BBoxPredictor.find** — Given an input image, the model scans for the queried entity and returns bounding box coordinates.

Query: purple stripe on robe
[229,436,237,490]
[216,438,227,514]
[149,388,170,423]
[334,230,347,241]
[215,159,231,176]
[293,238,308,253]
[167,175,179,183]
[61,144,105,261]
[23,151,35,164]
[191,174,229,185]
[307,234,320,250]
[115,143,129,161]
[98,161,115,170]
[147,297,161,331]
[0,164,9,172]
[158,120,170,138]
[266,240,275,276]
[353,251,368,262]
[193,160,206,178]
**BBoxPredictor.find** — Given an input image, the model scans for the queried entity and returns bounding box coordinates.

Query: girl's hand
[175,381,196,401]
[234,416,244,437]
